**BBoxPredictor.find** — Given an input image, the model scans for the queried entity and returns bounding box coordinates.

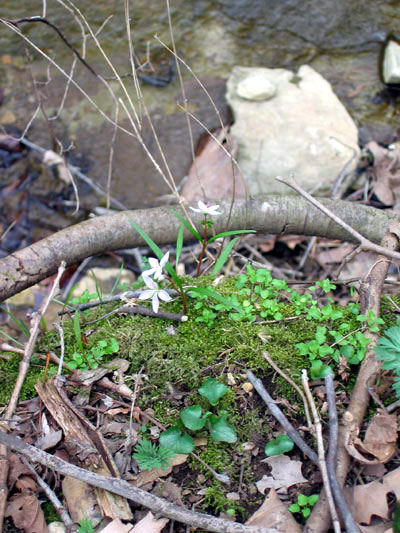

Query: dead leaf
[345,466,400,525]
[100,518,133,532]
[365,141,400,209]
[131,511,169,532]
[153,480,183,505]
[5,492,49,533]
[345,409,398,464]
[256,455,307,494]
[134,454,188,487]
[62,476,102,526]
[246,489,301,532]
[181,130,245,202]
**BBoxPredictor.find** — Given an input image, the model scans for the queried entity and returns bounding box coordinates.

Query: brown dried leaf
[345,409,398,464]
[5,492,49,533]
[134,454,188,487]
[246,488,301,531]
[131,512,169,533]
[256,455,307,494]
[62,476,101,525]
[181,130,245,202]
[366,141,400,208]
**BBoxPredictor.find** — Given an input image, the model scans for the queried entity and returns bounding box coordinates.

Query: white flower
[142,251,169,281]
[139,275,172,313]
[189,200,222,216]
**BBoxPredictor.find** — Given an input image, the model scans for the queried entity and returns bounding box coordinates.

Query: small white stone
[382,39,400,84]
[237,73,276,101]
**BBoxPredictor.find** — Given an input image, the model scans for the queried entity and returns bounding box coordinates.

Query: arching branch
[0,195,397,302]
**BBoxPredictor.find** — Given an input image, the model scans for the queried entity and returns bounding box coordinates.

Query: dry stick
[301,371,341,533]
[0,432,273,533]
[324,374,359,533]
[306,227,400,533]
[5,261,66,419]
[276,175,400,263]
[258,340,312,430]
[0,262,65,532]
[21,457,76,532]
[246,370,318,464]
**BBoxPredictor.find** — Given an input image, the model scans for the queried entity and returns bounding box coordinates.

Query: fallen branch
[0,196,397,302]
[0,431,277,533]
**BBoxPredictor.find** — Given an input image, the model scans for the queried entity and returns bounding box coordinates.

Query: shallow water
[0,0,399,209]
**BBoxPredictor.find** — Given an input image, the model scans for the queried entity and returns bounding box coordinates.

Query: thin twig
[5,262,66,420]
[302,370,341,533]
[0,431,272,533]
[246,370,318,464]
[325,374,360,533]
[276,175,400,262]
[21,457,76,532]
[259,345,312,430]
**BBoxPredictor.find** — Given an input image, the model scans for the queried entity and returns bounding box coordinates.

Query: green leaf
[198,378,228,406]
[170,209,203,242]
[0,305,30,339]
[133,438,176,470]
[128,219,182,290]
[208,414,237,443]
[180,405,210,430]
[188,286,242,313]
[298,494,309,506]
[159,426,194,454]
[175,224,184,265]
[289,504,300,513]
[308,494,319,506]
[208,229,256,243]
[265,435,294,456]
[302,508,311,518]
[211,237,240,275]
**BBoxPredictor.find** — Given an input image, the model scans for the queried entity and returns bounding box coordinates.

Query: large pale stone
[226,65,359,196]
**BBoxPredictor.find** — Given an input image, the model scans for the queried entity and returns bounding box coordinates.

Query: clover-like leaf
[159,426,194,454]
[265,434,294,456]
[198,378,228,406]
[208,414,237,443]
[180,405,210,431]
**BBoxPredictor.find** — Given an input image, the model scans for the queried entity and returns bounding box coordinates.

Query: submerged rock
[226,65,359,197]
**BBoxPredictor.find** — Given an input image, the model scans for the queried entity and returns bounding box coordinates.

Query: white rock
[226,65,359,197]
[382,39,400,84]
[48,523,66,533]
[237,70,276,101]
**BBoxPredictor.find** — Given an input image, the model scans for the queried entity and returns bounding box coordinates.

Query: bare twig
[258,341,312,429]
[276,175,400,262]
[6,261,66,419]
[22,457,76,532]
[302,371,341,533]
[325,374,359,533]
[0,431,275,533]
[246,370,318,464]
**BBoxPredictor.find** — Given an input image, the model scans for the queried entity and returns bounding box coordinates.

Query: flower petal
[138,290,153,300]
[142,275,157,289]
[148,257,159,268]
[151,294,160,313]
[158,290,172,302]
[160,251,170,267]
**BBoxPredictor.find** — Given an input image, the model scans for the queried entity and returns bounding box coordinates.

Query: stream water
[0,0,399,212]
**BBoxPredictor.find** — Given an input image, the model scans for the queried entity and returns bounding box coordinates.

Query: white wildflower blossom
[139,275,172,313]
[189,200,222,216]
[142,251,169,281]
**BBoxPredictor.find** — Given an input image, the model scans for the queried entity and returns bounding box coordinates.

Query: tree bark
[0,195,397,302]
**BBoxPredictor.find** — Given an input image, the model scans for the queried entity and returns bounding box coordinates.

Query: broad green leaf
[208,229,256,243]
[265,434,294,456]
[170,209,203,242]
[180,405,210,430]
[128,219,182,290]
[159,426,194,454]
[211,237,240,275]
[208,414,237,443]
[175,224,184,265]
[198,378,227,406]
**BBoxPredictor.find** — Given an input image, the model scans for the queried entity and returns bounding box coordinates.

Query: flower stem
[196,217,208,277]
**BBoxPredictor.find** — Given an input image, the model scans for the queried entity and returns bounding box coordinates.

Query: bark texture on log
[0,195,397,302]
